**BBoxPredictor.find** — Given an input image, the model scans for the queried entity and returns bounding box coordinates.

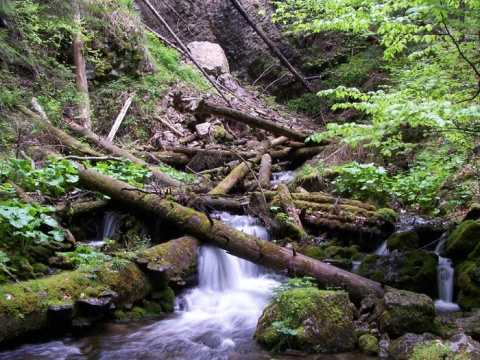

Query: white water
[0,213,281,360]
[434,234,460,311]
[270,171,296,187]
[374,240,389,255]
[86,211,117,247]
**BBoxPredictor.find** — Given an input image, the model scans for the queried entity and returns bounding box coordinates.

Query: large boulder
[187,41,230,77]
[254,288,356,353]
[444,220,480,261]
[377,289,436,337]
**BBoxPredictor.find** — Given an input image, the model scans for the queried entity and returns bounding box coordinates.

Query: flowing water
[85,211,117,248]
[434,234,460,312]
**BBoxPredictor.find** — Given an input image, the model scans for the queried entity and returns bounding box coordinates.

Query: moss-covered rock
[298,244,327,261]
[387,230,419,252]
[358,333,380,355]
[254,288,355,353]
[455,260,480,310]
[444,220,480,261]
[378,290,436,337]
[357,252,438,298]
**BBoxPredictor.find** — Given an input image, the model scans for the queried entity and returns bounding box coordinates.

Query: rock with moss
[357,251,438,298]
[386,230,419,252]
[391,332,480,359]
[444,220,480,261]
[289,165,322,192]
[358,333,380,355]
[378,290,436,337]
[254,288,355,353]
[455,260,480,310]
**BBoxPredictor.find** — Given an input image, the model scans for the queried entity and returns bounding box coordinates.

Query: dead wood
[276,184,308,238]
[75,164,386,303]
[107,92,135,141]
[66,121,183,188]
[258,153,272,190]
[229,0,312,92]
[174,97,308,142]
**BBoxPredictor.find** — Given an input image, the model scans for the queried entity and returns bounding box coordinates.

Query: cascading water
[0,213,282,360]
[270,171,296,187]
[86,211,117,247]
[434,233,460,311]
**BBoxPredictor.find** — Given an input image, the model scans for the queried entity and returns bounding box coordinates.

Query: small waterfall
[374,240,389,255]
[86,211,117,247]
[434,234,460,311]
[271,171,296,187]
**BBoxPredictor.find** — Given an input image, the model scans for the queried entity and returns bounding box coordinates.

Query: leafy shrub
[88,159,151,187]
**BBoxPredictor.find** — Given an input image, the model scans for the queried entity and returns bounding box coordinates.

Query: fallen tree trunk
[76,164,386,303]
[174,96,308,142]
[66,121,183,188]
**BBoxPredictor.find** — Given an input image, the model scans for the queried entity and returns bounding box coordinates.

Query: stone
[359,333,380,355]
[378,289,436,337]
[195,122,211,138]
[390,333,440,360]
[254,288,356,353]
[187,41,230,77]
[444,220,480,261]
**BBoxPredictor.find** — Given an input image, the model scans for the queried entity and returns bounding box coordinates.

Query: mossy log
[0,237,198,345]
[258,154,272,190]
[75,165,386,304]
[55,200,110,221]
[276,184,308,238]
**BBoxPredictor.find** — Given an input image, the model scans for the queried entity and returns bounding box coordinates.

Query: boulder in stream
[254,288,356,353]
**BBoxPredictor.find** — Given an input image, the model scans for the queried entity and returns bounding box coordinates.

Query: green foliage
[332,161,392,205]
[88,159,151,188]
[0,157,78,197]
[272,276,317,297]
[0,200,64,252]
[57,246,111,268]
[157,164,196,183]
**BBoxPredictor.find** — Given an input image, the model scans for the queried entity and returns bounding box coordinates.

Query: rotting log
[276,184,308,238]
[55,200,111,221]
[174,96,308,142]
[258,154,272,190]
[75,164,386,304]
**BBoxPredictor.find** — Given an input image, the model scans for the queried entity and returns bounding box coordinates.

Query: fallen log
[66,121,183,188]
[75,164,386,304]
[276,184,308,239]
[258,153,272,190]
[174,96,308,142]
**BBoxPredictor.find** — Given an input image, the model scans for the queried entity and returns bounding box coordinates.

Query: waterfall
[434,234,460,311]
[374,240,389,255]
[85,211,117,247]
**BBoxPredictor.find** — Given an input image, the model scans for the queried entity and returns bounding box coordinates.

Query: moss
[411,340,454,360]
[153,287,175,313]
[32,263,48,276]
[141,299,162,315]
[299,245,327,261]
[455,260,480,310]
[387,230,419,252]
[255,288,355,353]
[445,220,480,261]
[378,208,398,223]
[130,306,148,319]
[358,334,379,355]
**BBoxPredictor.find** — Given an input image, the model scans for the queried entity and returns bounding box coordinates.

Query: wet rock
[254,288,356,353]
[386,230,419,252]
[455,308,480,341]
[455,260,480,310]
[378,289,436,337]
[48,303,73,328]
[358,333,379,355]
[76,297,111,317]
[358,251,438,298]
[390,333,441,360]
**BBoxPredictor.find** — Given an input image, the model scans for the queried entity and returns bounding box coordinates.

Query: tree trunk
[276,184,308,238]
[258,153,272,190]
[75,164,386,304]
[72,1,91,131]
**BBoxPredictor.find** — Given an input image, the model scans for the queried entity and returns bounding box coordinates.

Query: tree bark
[276,184,308,238]
[174,97,308,142]
[258,153,272,190]
[75,164,386,304]
[72,1,91,131]
[107,92,135,142]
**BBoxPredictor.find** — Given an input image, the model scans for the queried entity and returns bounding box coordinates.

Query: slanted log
[174,97,308,142]
[67,121,183,188]
[276,184,308,238]
[75,165,386,304]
